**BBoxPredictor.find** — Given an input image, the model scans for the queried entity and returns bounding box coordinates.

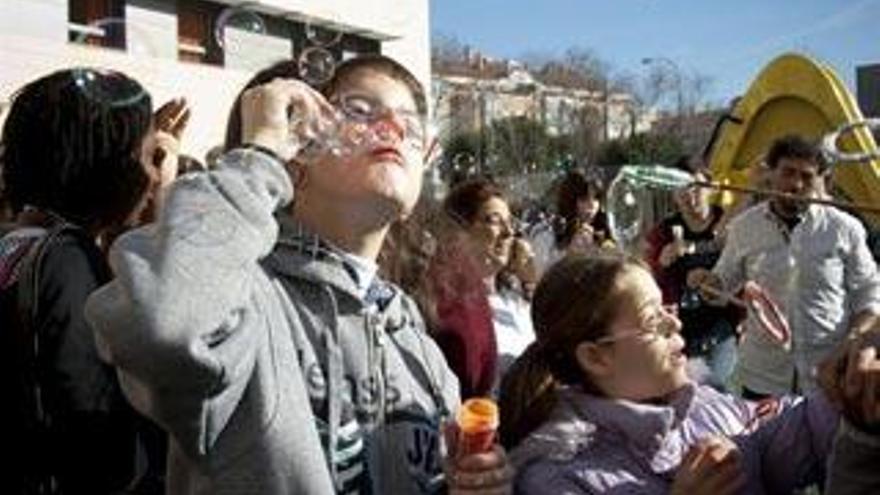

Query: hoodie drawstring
[320,285,344,492]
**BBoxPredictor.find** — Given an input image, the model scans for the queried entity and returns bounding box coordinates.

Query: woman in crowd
[427,178,537,398]
[644,165,740,390]
[532,171,610,275]
[500,253,838,494]
[0,68,176,494]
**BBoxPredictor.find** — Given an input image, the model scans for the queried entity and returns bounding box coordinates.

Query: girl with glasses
[500,253,839,494]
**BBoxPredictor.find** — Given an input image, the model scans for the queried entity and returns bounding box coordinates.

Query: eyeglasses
[476,212,528,238]
[595,304,680,345]
[478,212,514,232]
[334,92,426,147]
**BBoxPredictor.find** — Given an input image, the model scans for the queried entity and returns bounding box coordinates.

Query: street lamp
[641,56,684,135]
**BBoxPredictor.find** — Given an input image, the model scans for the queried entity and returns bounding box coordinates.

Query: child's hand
[671,436,746,495]
[443,421,513,494]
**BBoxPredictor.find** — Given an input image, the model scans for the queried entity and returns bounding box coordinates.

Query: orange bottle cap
[457,397,499,433]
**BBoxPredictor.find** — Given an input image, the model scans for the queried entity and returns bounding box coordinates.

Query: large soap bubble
[214,5,267,54]
[606,165,694,247]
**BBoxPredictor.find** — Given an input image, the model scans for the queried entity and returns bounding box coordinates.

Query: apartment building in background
[432,53,655,145]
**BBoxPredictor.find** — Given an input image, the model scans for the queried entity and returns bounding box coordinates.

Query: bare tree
[571,104,604,164]
[563,47,609,90]
[611,72,647,138]
[431,33,466,68]
[525,47,610,91]
[641,64,677,110]
[682,72,714,115]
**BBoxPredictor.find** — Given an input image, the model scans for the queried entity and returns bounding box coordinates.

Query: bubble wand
[613,165,880,215]
[697,281,791,350]
[821,118,880,165]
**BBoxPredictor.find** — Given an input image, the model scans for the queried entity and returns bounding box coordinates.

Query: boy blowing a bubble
[86,55,512,495]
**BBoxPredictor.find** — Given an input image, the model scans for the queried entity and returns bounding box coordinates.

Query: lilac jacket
[511,383,837,494]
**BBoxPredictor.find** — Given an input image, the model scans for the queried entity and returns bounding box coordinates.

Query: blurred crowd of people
[2,51,880,495]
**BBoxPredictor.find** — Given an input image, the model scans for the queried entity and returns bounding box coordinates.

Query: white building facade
[0,0,429,159]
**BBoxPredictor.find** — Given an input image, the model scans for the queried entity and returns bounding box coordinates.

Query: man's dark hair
[766,134,829,173]
[320,54,427,118]
[1,68,152,229]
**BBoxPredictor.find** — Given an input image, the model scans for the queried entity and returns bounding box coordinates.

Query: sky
[430,0,880,108]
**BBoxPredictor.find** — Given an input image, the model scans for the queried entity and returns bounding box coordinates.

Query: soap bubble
[606,172,644,246]
[69,18,156,108]
[214,5,267,53]
[304,20,343,47]
[72,17,158,58]
[298,46,337,86]
[452,152,476,172]
[69,67,149,109]
[288,107,375,164]
[606,165,698,248]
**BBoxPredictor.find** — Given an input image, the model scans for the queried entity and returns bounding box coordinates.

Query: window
[290,21,380,69]
[177,0,222,65]
[68,0,125,49]
[336,32,381,58]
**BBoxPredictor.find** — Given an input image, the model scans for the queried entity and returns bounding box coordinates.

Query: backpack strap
[2,219,81,494]
[15,221,81,427]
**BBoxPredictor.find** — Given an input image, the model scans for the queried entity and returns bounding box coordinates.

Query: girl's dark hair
[224,54,426,151]
[498,253,643,450]
[1,68,152,229]
[443,178,506,227]
[554,171,603,248]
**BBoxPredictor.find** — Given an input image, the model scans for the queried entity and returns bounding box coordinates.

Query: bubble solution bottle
[456,398,499,456]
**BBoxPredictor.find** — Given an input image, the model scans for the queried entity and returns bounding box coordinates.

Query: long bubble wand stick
[616,165,880,215]
[692,180,880,215]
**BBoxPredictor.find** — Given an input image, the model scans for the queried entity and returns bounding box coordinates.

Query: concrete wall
[126,0,178,60]
[0,0,431,161]
[212,0,431,91]
[0,0,67,42]
[0,31,252,160]
[380,0,431,98]
[223,15,294,73]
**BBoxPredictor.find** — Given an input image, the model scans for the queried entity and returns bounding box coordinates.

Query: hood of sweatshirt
[261,214,453,493]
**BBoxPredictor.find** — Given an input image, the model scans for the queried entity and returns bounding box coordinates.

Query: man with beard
[690,134,880,398]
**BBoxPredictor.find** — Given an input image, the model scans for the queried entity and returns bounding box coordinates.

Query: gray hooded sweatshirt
[85,149,460,495]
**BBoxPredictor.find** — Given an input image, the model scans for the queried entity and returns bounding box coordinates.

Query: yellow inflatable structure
[707,53,880,226]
